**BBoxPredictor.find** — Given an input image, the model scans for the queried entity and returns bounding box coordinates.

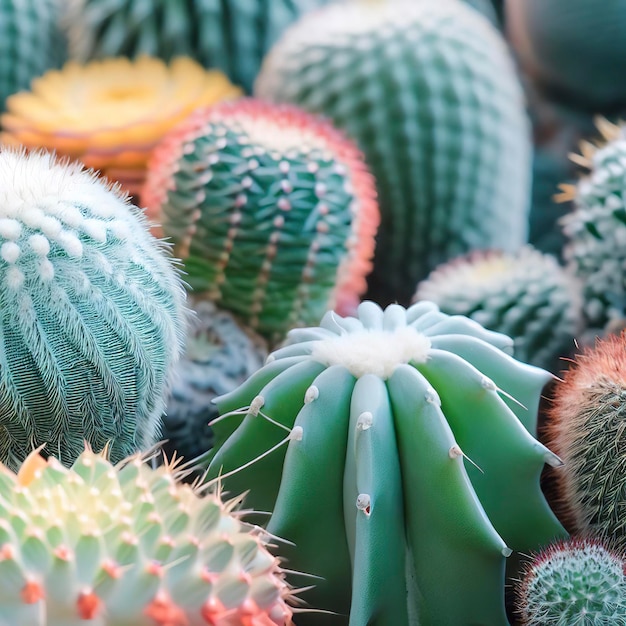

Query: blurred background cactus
[255,0,532,307]
[0,149,187,469]
[143,98,379,343]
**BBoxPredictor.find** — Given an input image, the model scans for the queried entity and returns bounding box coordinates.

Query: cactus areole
[208,301,566,626]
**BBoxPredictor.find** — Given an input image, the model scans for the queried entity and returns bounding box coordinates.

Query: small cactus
[255,0,531,306]
[517,537,626,625]
[0,149,187,469]
[142,98,379,342]
[0,447,295,625]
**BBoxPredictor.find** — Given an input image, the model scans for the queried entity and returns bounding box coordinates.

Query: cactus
[0,0,67,111]
[0,447,295,625]
[516,537,626,625]
[207,300,566,625]
[255,0,531,307]
[161,297,268,465]
[0,149,187,470]
[414,246,583,372]
[142,98,379,342]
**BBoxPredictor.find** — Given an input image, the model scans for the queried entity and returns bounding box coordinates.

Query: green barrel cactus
[414,247,583,372]
[517,538,626,625]
[142,98,379,343]
[255,0,532,307]
[0,447,295,625]
[0,149,187,470]
[0,0,67,111]
[161,297,268,465]
[207,300,566,625]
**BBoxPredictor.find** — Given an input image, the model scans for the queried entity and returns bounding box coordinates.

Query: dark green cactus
[207,300,566,625]
[255,0,531,306]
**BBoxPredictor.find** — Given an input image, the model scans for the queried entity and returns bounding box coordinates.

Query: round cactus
[0,0,67,111]
[414,247,583,371]
[162,298,268,465]
[0,149,187,470]
[255,0,531,307]
[142,98,379,343]
[207,300,566,625]
[0,447,295,625]
[517,538,626,625]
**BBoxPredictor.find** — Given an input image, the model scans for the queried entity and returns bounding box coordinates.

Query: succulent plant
[0,56,241,199]
[142,98,379,342]
[517,537,626,625]
[255,0,531,307]
[207,300,566,625]
[161,297,268,466]
[0,149,187,470]
[414,247,583,372]
[0,0,67,111]
[0,446,295,625]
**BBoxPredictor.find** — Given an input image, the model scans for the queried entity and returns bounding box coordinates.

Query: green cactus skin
[517,538,626,625]
[0,447,295,625]
[414,247,583,372]
[207,300,566,625]
[0,0,67,111]
[0,149,187,470]
[255,0,532,307]
[161,297,268,465]
[61,0,334,93]
[142,98,379,344]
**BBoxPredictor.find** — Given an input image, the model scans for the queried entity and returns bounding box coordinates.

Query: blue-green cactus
[207,300,566,625]
[0,149,187,469]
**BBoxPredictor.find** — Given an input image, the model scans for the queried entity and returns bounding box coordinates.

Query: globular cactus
[207,300,566,625]
[516,538,626,625]
[0,149,187,470]
[0,447,295,625]
[142,98,379,343]
[414,246,583,372]
[61,0,334,93]
[162,298,268,465]
[255,0,531,307]
[0,0,67,111]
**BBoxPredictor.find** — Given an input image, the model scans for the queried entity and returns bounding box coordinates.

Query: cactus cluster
[0,448,294,625]
[143,98,379,342]
[0,149,187,470]
[207,300,565,625]
[255,0,531,306]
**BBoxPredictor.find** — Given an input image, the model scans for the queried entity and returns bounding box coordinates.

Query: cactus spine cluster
[0,448,294,625]
[255,0,531,306]
[0,150,187,470]
[143,98,379,342]
[207,300,566,625]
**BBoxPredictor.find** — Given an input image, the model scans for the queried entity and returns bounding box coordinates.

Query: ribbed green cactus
[414,247,583,372]
[517,538,626,625]
[61,0,334,92]
[255,0,531,307]
[207,300,566,625]
[161,298,268,465]
[0,447,295,625]
[0,0,67,111]
[0,149,187,470]
[142,98,379,343]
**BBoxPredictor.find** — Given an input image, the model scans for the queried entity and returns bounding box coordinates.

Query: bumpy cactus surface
[414,247,583,371]
[207,300,566,625]
[0,0,67,111]
[256,0,531,306]
[0,149,187,470]
[517,538,626,625]
[162,298,268,465]
[0,447,294,625]
[143,98,379,342]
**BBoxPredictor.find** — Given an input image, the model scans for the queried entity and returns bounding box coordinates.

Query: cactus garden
[1,0,626,624]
